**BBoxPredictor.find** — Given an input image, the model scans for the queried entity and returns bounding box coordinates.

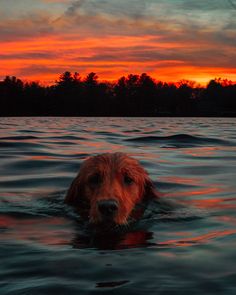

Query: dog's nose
[97,199,118,217]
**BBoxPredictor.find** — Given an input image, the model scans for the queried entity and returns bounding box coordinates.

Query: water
[1,117,236,295]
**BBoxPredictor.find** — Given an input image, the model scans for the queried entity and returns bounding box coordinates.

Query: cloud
[1,0,235,41]
[0,52,57,60]
[63,0,147,18]
[42,0,70,2]
[0,0,235,84]
[48,0,236,44]
[64,0,86,16]
[0,12,54,41]
[18,65,64,76]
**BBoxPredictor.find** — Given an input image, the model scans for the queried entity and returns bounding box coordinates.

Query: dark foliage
[0,72,236,116]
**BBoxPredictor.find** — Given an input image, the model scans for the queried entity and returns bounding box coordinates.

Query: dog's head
[65,153,158,226]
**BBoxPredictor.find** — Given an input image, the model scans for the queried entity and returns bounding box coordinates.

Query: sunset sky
[1,0,236,85]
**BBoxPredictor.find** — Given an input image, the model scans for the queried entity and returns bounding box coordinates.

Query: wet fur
[65,153,159,225]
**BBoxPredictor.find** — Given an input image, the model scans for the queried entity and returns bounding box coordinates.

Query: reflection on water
[1,117,236,294]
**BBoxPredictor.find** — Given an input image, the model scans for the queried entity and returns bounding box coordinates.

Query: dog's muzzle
[97,199,118,220]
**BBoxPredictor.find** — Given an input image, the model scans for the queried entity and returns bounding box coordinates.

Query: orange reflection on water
[166,187,223,198]
[217,216,236,225]
[0,215,69,227]
[29,155,52,160]
[0,216,15,227]
[159,229,236,247]
[188,197,236,209]
[160,176,202,186]
[80,140,125,153]
[120,231,153,248]
[183,147,219,157]
[0,215,73,246]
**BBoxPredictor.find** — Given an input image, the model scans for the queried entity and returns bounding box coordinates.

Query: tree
[137,73,157,115]
[0,76,24,115]
[84,72,98,87]
[56,71,74,87]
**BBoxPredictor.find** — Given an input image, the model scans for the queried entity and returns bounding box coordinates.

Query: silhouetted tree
[176,80,196,115]
[23,81,47,115]
[0,72,236,116]
[84,72,98,87]
[157,82,178,115]
[204,78,236,115]
[137,73,157,115]
[53,71,84,115]
[0,76,24,115]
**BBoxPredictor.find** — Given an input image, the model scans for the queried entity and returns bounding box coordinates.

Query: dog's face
[65,153,158,225]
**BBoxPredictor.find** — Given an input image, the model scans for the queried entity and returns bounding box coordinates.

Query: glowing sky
[1,0,236,84]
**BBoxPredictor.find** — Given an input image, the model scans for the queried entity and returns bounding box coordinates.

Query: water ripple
[125,134,234,148]
[1,117,236,295]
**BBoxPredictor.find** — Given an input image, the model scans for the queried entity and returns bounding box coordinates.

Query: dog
[65,152,159,228]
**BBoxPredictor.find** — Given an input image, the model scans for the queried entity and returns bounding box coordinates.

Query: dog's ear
[65,175,83,206]
[65,173,90,219]
[143,176,159,200]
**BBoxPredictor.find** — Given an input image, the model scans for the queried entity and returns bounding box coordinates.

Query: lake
[1,117,236,295]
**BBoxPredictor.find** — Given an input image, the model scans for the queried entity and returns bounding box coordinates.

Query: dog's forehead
[83,153,140,172]
[79,154,148,184]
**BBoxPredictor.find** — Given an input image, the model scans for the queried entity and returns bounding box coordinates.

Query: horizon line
[1,72,236,88]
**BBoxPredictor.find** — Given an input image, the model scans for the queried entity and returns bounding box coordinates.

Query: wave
[0,135,38,140]
[49,135,87,140]
[0,141,46,149]
[0,192,67,219]
[93,131,123,137]
[0,135,87,141]
[125,134,234,147]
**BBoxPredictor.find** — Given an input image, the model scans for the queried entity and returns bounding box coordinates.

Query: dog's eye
[88,173,102,185]
[124,175,134,185]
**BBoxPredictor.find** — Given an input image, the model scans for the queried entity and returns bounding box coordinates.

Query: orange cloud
[1,32,235,85]
[0,1,235,85]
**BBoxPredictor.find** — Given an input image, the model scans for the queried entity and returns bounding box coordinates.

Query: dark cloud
[0,52,57,60]
[1,0,235,42]
[67,45,236,68]
[17,63,122,77]
[0,13,53,41]
[49,0,236,42]
[17,65,63,76]
[0,0,235,83]
[63,0,147,18]
[227,0,236,10]
[178,0,228,11]
[65,0,86,16]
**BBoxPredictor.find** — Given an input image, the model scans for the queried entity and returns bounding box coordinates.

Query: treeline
[0,71,236,116]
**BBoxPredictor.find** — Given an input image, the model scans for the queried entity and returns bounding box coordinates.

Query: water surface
[1,117,236,295]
